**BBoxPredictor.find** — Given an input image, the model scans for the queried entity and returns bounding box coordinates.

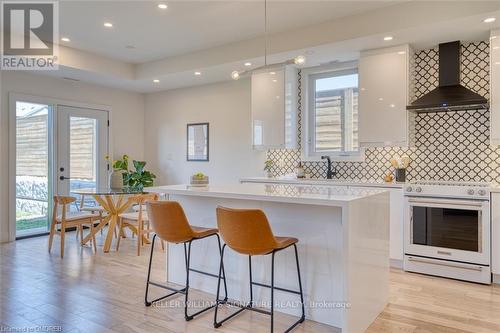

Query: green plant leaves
[118,158,157,189]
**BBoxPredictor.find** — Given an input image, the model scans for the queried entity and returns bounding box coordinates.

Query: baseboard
[390,258,403,269]
[493,274,500,284]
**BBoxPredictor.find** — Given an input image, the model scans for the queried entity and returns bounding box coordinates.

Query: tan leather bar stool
[144,201,228,321]
[214,206,305,333]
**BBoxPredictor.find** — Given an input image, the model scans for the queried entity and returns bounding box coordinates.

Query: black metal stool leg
[270,250,275,333]
[213,244,226,328]
[249,255,253,307]
[215,234,228,301]
[184,241,193,320]
[144,234,156,306]
[294,244,306,323]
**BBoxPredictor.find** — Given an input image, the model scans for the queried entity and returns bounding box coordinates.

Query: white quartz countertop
[147,183,389,207]
[240,176,405,189]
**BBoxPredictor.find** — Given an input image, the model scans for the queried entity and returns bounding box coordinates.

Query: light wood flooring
[1,231,500,333]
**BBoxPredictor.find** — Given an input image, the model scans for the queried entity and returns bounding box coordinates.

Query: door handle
[59,176,70,180]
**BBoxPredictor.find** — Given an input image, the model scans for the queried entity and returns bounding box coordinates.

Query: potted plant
[111,154,156,190]
[264,160,274,178]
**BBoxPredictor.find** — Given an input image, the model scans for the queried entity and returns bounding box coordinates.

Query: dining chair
[116,193,161,255]
[48,196,99,258]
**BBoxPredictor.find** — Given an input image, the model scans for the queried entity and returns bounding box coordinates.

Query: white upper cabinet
[490,29,500,145]
[358,44,411,147]
[251,66,298,149]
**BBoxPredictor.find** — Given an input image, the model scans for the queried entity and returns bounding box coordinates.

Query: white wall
[0,71,145,242]
[144,79,265,185]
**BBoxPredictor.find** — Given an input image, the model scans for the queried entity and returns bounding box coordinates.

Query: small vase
[395,168,406,182]
[110,170,126,189]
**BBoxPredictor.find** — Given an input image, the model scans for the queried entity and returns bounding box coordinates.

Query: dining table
[71,187,144,253]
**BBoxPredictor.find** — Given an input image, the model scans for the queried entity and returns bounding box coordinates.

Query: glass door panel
[57,106,108,209]
[412,206,480,252]
[15,101,52,236]
[69,116,98,210]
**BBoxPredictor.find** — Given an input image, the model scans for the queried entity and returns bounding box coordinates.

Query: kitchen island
[147,183,390,333]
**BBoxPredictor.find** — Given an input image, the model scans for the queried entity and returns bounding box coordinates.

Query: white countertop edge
[146,184,389,207]
[240,177,405,189]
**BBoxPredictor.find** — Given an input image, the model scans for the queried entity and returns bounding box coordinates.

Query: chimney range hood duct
[407,41,488,112]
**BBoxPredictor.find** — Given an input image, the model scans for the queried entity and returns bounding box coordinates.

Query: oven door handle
[407,198,485,208]
[408,256,484,272]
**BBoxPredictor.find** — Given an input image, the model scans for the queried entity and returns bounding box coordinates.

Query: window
[306,67,363,160]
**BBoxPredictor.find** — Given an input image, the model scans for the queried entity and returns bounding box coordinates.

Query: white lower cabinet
[389,189,404,262]
[491,193,500,275]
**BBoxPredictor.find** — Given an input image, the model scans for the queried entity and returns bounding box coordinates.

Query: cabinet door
[358,45,410,147]
[390,189,404,261]
[252,70,285,149]
[491,30,500,145]
[491,193,500,274]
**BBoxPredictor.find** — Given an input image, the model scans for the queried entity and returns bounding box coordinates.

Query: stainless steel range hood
[407,41,488,112]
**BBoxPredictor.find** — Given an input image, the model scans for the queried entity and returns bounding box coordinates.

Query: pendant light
[231,0,305,80]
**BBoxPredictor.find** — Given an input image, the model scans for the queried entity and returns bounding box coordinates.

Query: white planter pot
[110,170,126,188]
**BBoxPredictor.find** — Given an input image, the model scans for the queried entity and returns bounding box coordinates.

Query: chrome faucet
[321,155,336,179]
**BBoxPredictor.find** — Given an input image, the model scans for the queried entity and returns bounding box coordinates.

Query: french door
[13,98,109,238]
[56,105,109,198]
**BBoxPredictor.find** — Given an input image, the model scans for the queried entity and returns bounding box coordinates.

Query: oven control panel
[404,183,490,200]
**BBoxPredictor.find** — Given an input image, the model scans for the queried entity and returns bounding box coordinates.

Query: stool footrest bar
[189,268,226,279]
[251,281,302,295]
[148,281,187,294]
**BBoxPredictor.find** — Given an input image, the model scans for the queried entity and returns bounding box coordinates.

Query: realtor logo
[1,1,59,70]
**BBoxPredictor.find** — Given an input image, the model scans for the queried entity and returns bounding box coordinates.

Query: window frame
[302,62,365,162]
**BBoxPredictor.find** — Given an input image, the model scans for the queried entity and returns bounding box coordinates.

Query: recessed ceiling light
[484,17,496,23]
[231,71,240,80]
[397,51,405,55]
[494,46,500,50]
[158,3,168,9]
[272,79,277,82]
[244,62,252,66]
[194,71,201,76]
[153,79,160,83]
[383,36,393,41]
[269,71,276,75]
[61,37,70,42]
[104,22,113,28]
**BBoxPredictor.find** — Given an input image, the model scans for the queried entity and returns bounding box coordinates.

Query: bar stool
[144,200,228,321]
[214,206,305,333]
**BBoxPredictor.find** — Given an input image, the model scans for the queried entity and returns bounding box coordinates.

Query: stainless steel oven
[404,195,491,284]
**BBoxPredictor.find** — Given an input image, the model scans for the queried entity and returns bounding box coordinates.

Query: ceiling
[30,1,500,92]
[59,0,401,63]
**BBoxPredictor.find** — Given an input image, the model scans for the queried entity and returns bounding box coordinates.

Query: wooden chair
[116,193,160,255]
[48,196,99,258]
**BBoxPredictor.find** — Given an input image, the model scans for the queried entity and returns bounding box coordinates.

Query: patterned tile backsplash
[267,41,500,183]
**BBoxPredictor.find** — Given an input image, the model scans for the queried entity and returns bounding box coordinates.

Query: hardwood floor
[1,232,500,333]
